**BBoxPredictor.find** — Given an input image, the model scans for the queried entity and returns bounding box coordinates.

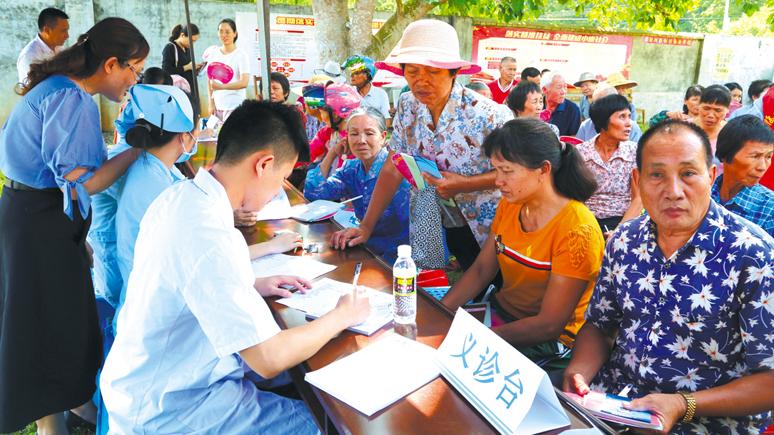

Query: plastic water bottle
[392,245,417,324]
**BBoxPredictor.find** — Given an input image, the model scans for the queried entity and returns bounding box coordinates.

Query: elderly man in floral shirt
[564,119,774,434]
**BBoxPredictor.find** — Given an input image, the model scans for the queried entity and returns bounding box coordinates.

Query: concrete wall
[1,0,773,130]
[0,0,309,129]
[629,35,703,123]
[1,0,98,124]
[697,34,774,102]
[93,0,312,129]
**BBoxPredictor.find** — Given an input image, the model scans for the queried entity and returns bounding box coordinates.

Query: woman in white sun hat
[330,19,513,275]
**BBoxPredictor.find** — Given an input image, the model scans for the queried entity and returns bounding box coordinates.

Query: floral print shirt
[576,136,638,219]
[389,82,513,245]
[585,201,774,434]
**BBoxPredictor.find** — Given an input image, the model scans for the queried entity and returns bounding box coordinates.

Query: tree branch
[365,0,447,59]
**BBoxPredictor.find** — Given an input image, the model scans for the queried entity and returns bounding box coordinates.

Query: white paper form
[251,254,336,282]
[305,334,440,416]
[254,189,293,221]
[276,278,393,335]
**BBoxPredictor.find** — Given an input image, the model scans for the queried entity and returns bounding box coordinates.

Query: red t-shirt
[487,78,518,104]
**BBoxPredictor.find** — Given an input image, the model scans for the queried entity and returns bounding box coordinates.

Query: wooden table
[243,181,614,435]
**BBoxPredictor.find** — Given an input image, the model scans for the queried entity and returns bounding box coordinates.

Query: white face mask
[176,133,198,163]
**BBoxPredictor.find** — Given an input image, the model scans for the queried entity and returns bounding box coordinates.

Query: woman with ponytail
[113,85,197,315]
[442,118,604,371]
[162,23,200,96]
[0,17,149,434]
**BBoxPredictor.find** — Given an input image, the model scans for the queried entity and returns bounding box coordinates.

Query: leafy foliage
[676,1,774,35]
[248,0,774,32]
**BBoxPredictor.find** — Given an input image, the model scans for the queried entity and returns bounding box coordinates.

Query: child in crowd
[304,82,362,167]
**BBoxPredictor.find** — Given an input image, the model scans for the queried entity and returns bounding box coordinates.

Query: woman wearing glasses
[0,18,149,434]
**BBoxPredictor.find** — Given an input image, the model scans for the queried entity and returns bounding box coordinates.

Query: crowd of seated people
[1,11,772,435]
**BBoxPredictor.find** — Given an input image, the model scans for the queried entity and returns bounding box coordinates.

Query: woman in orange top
[442,118,605,370]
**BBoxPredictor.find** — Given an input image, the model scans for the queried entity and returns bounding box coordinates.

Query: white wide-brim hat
[375,19,481,76]
[314,60,342,77]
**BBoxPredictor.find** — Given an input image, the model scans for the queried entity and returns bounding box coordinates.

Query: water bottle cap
[397,245,411,258]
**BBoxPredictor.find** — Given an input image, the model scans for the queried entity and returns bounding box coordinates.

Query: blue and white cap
[127,84,194,133]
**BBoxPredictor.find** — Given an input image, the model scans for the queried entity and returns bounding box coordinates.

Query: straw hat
[604,72,638,89]
[375,19,481,76]
[573,72,598,87]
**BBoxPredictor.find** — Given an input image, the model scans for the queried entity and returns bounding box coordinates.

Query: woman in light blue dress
[0,18,149,433]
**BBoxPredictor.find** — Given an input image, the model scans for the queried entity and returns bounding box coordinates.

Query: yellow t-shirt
[491,199,604,347]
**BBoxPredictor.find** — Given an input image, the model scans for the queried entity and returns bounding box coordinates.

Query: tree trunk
[349,0,377,55]
[312,0,350,64]
[364,0,446,60]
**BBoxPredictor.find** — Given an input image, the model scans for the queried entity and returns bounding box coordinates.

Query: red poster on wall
[472,26,634,84]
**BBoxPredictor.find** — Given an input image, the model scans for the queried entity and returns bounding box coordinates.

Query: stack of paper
[305,334,440,416]
[251,254,336,282]
[276,278,393,335]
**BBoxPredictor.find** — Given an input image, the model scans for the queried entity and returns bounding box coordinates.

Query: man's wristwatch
[678,392,696,423]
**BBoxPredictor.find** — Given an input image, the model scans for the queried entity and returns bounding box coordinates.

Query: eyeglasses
[126,62,144,82]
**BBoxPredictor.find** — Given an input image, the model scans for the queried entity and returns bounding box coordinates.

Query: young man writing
[101,101,369,434]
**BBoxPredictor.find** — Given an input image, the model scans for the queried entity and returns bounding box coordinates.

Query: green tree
[270,0,774,62]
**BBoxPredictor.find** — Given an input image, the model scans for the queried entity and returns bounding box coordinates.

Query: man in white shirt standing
[343,55,391,122]
[17,7,69,84]
[100,101,370,434]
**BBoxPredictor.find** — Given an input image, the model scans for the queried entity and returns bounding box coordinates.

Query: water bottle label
[393,276,416,297]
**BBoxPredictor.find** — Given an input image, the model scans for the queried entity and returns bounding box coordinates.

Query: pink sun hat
[375,19,481,76]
